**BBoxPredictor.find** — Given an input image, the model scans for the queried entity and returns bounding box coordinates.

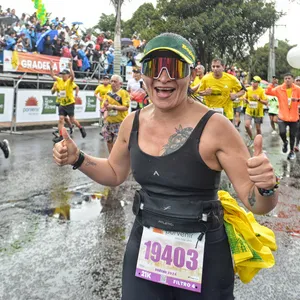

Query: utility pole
[268,24,275,82]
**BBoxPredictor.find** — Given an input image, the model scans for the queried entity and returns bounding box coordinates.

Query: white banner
[16,89,100,123]
[0,87,14,122]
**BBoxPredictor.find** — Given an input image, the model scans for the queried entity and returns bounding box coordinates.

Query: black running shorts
[59,104,75,117]
[121,218,235,300]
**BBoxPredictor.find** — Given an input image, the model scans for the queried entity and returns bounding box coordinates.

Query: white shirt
[127,78,143,92]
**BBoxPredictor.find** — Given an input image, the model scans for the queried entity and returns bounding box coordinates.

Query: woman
[42,35,53,56]
[53,33,278,300]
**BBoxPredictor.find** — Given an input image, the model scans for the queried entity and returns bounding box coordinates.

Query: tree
[110,0,128,76]
[238,40,297,81]
[94,13,117,35]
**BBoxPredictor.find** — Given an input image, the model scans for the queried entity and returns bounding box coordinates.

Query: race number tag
[136,227,205,293]
[131,101,138,109]
[249,101,258,109]
[59,91,66,98]
[288,98,292,107]
[212,107,224,115]
[108,110,118,117]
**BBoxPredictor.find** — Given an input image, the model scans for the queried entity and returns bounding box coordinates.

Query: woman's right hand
[53,128,79,166]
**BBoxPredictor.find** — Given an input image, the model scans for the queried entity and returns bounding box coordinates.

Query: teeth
[156,88,174,91]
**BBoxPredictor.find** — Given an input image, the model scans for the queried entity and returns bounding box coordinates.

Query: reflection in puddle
[47,186,125,221]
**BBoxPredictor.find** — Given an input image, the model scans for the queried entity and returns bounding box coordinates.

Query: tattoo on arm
[85,158,97,167]
[248,187,256,207]
[161,125,193,156]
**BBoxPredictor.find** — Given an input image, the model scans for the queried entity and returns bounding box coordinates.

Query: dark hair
[283,73,294,78]
[212,57,225,66]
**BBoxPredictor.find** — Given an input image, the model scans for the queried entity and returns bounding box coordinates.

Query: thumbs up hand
[247,135,276,190]
[53,127,79,166]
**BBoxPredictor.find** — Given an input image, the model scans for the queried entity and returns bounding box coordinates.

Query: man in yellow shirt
[244,76,268,146]
[101,74,130,153]
[199,58,245,121]
[190,64,205,103]
[94,75,112,129]
[50,62,87,143]
[51,81,79,136]
[94,75,112,103]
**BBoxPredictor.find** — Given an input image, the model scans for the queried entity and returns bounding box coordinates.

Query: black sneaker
[52,136,63,144]
[1,139,11,159]
[80,127,86,138]
[282,141,288,153]
[69,127,73,135]
[287,151,295,160]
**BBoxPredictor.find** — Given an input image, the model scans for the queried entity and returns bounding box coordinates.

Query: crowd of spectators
[0,6,147,79]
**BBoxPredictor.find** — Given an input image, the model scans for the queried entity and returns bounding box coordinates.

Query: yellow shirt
[191,76,202,92]
[245,86,267,118]
[199,72,242,120]
[104,89,130,124]
[56,78,76,106]
[53,81,78,104]
[286,88,292,98]
[94,84,112,99]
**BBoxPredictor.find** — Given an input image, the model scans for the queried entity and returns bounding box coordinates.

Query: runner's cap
[253,76,262,82]
[295,76,300,81]
[60,69,70,75]
[103,75,110,79]
[140,32,196,65]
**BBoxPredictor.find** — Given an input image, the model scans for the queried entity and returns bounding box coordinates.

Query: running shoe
[294,146,299,152]
[69,127,73,135]
[52,136,63,144]
[246,137,254,147]
[282,141,288,153]
[271,130,277,135]
[287,151,295,160]
[80,127,87,138]
[1,139,11,159]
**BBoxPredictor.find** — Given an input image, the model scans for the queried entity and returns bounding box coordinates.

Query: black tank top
[129,110,221,202]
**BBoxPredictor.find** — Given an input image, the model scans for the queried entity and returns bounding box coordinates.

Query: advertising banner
[0,88,14,122]
[3,50,70,75]
[16,89,100,123]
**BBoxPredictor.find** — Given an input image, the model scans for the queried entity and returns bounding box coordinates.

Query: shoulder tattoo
[161,125,193,156]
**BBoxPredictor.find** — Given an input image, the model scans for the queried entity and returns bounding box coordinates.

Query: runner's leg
[244,116,253,140]
[278,120,288,153]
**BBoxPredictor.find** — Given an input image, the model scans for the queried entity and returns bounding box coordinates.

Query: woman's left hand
[247,135,276,190]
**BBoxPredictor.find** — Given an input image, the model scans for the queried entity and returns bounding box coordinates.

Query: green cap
[141,33,196,65]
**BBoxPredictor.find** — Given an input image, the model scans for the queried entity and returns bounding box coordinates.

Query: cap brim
[141,47,194,65]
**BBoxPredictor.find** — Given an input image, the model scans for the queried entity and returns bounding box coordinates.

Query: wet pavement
[0,119,300,300]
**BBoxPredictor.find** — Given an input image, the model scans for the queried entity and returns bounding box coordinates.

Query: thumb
[253,134,263,156]
[61,127,70,141]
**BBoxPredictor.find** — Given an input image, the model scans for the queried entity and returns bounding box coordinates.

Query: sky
[4,0,300,48]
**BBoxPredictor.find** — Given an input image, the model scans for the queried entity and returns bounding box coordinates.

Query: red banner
[3,50,70,75]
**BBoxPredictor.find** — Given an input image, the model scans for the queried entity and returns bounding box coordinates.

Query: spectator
[42,35,54,56]
[126,52,136,67]
[131,34,140,48]
[5,31,16,50]
[77,44,91,76]
[106,47,114,75]
[53,38,62,56]
[61,42,72,58]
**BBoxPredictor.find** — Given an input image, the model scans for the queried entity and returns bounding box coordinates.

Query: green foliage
[238,40,298,81]
[94,13,118,35]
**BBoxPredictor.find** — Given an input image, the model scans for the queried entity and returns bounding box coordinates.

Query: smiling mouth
[154,87,176,93]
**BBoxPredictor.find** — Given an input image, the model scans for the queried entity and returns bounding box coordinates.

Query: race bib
[288,98,292,107]
[108,110,118,117]
[59,91,66,98]
[249,101,258,109]
[136,227,205,293]
[131,101,138,109]
[212,107,224,115]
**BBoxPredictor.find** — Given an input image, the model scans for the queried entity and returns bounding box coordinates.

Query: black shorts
[268,113,278,117]
[59,104,75,117]
[121,218,234,300]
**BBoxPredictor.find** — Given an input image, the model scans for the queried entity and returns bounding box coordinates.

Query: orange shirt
[265,83,300,122]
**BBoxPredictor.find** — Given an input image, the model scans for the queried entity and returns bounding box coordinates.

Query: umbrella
[72,22,83,25]
[121,38,133,46]
[121,46,137,56]
[36,29,58,53]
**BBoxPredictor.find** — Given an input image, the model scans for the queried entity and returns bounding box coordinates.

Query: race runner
[53,33,279,300]
[266,73,300,160]
[199,58,246,121]
[50,61,87,143]
[51,81,77,136]
[244,76,268,147]
[294,76,300,151]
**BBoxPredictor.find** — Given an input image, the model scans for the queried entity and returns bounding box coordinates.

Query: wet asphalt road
[0,118,300,300]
